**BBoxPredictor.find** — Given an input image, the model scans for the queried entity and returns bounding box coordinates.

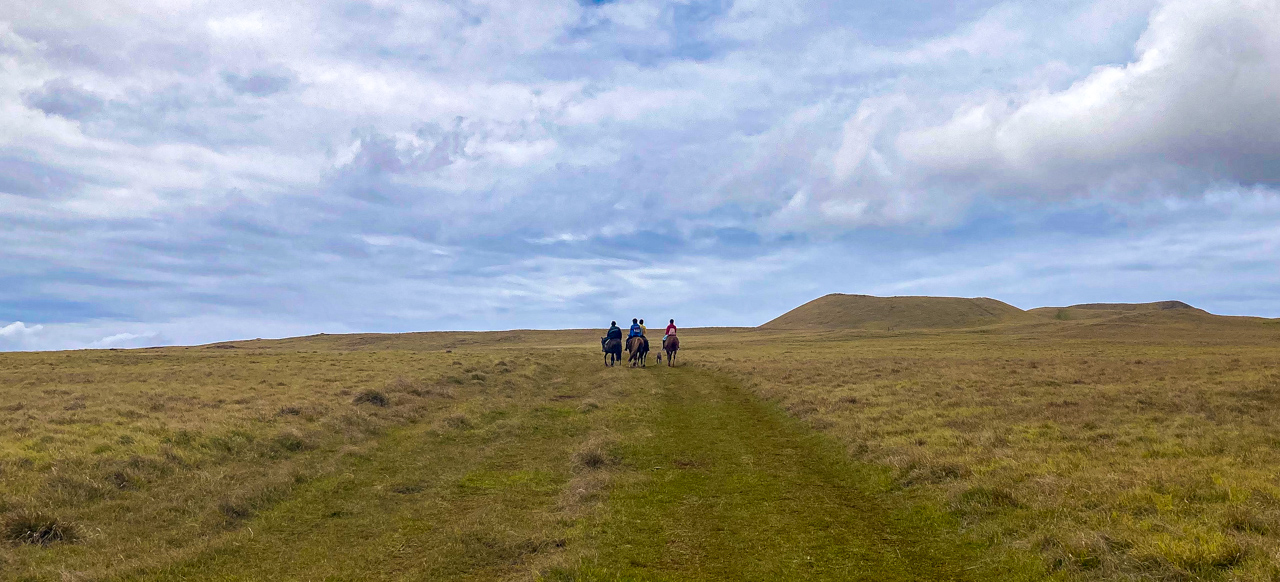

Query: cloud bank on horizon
[3,0,1280,350]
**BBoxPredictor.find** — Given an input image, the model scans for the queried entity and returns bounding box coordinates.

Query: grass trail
[554,366,1039,581]
[112,357,1039,581]
[119,391,595,581]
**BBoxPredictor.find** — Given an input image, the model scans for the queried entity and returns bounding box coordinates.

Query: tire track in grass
[550,367,1043,581]
[117,395,598,581]
[110,356,1041,581]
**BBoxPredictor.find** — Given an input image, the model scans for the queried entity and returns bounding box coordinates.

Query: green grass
[550,367,1040,581]
[8,316,1280,580]
[696,326,1280,580]
[123,390,589,580]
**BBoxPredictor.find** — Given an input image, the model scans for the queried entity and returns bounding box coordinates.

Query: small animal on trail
[656,353,662,364]
[662,335,679,367]
[626,335,649,367]
[602,337,622,366]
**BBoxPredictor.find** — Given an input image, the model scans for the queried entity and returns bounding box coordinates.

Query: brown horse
[602,337,622,367]
[626,336,649,367]
[662,335,679,366]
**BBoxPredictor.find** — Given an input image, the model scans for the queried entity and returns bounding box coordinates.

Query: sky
[3,0,1280,350]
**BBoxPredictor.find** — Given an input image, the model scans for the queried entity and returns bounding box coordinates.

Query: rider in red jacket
[664,319,676,339]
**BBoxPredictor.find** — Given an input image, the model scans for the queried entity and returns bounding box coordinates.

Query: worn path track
[553,366,1033,581]
[121,357,1038,581]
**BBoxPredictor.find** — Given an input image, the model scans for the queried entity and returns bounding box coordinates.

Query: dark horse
[602,337,622,367]
[662,335,679,366]
[626,336,649,367]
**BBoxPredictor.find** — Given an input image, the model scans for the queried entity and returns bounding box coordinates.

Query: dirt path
[552,366,1038,581]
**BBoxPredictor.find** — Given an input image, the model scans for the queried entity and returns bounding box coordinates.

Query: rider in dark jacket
[603,321,622,353]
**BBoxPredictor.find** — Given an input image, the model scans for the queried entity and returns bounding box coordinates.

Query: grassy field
[702,314,1280,580]
[3,306,1280,580]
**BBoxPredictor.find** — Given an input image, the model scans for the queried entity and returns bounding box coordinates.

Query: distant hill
[760,294,1027,330]
[1027,301,1209,321]
[1068,300,1197,311]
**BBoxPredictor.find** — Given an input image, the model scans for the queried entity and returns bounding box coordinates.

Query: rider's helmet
[632,318,638,324]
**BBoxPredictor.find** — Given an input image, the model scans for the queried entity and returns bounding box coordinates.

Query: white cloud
[92,331,157,347]
[897,0,1280,191]
[6,0,1280,350]
[0,321,42,337]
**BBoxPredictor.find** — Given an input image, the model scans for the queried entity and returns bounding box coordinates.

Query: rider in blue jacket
[628,318,643,338]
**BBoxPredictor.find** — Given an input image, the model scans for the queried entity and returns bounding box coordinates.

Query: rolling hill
[1027,300,1208,321]
[759,294,1028,330]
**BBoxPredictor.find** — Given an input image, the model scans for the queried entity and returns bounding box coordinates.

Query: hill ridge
[1065,300,1199,312]
[761,293,1027,330]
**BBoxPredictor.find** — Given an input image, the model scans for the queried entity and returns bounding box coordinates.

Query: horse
[626,335,649,367]
[602,337,622,367]
[662,335,679,366]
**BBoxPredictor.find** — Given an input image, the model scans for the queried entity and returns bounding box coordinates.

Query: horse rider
[628,318,643,338]
[639,319,647,337]
[607,321,622,341]
[664,318,676,342]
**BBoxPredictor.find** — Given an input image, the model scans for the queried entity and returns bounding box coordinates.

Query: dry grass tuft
[573,439,614,470]
[352,390,389,407]
[443,414,473,430]
[4,510,77,546]
[951,485,1020,514]
[1035,532,1115,572]
[272,429,316,453]
[1225,504,1280,535]
[1132,530,1247,575]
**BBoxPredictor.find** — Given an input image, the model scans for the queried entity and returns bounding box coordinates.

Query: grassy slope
[7,311,1280,580]
[1,338,1038,581]
[0,345,572,578]
[698,321,1280,580]
[761,294,1027,330]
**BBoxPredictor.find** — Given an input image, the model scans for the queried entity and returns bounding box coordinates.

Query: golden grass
[6,309,1280,580]
[690,320,1280,580]
[0,342,563,577]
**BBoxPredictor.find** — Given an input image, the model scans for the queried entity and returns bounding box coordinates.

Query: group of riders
[602,318,679,367]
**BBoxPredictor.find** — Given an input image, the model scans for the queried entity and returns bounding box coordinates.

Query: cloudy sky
[2,0,1279,350]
